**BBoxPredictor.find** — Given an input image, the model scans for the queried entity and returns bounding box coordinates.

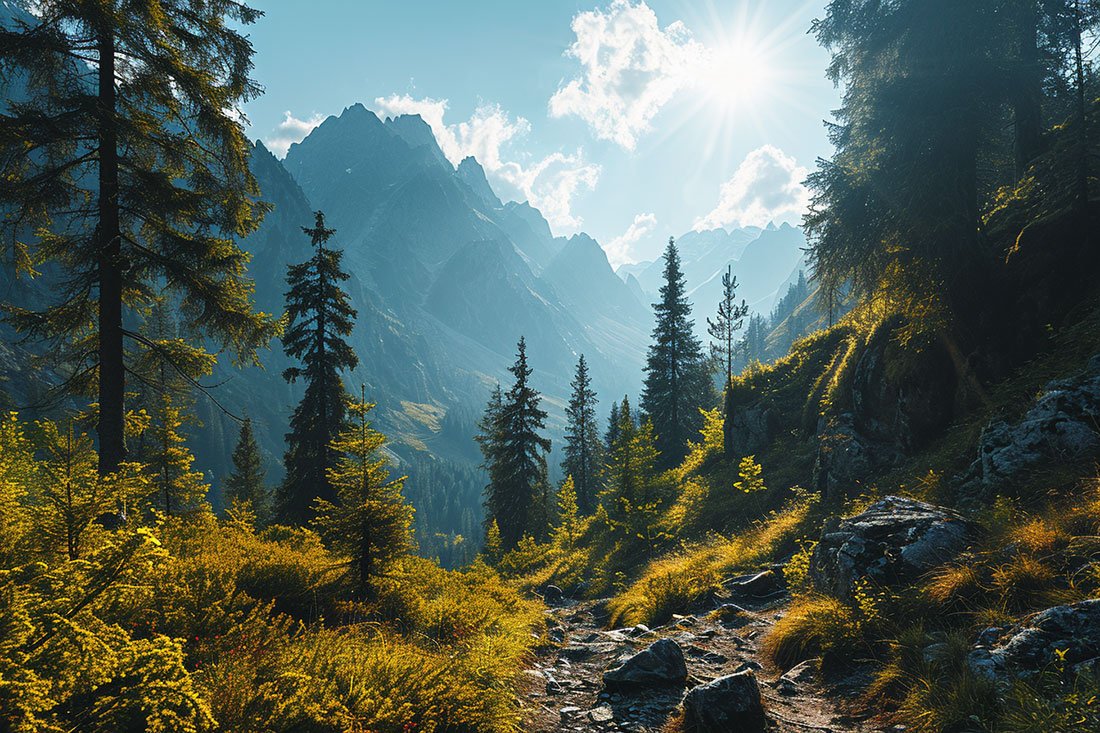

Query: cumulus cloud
[375,94,600,231]
[265,111,326,157]
[693,145,810,231]
[549,0,706,150]
[605,212,657,267]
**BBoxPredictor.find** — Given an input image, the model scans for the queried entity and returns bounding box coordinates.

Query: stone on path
[603,638,687,688]
[682,669,767,732]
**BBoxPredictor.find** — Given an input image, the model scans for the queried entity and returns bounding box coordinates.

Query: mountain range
[619,222,809,344]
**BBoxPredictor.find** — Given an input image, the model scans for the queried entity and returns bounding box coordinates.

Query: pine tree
[483,518,503,565]
[34,420,150,559]
[739,314,769,364]
[554,475,580,548]
[130,301,212,517]
[601,401,664,543]
[314,387,413,599]
[0,0,277,475]
[707,265,749,388]
[605,399,622,454]
[225,418,269,523]
[707,266,749,458]
[642,237,714,469]
[279,212,358,523]
[562,354,602,515]
[484,337,551,550]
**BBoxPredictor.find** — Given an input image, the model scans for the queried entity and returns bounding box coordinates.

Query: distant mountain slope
[622,222,808,344]
[189,104,652,484]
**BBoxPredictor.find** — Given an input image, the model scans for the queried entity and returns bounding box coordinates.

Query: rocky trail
[521,578,888,733]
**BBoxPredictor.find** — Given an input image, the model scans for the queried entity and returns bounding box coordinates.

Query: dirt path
[522,592,888,733]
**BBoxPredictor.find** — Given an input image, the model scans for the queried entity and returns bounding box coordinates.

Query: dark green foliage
[562,354,602,515]
[481,337,551,550]
[279,211,358,523]
[642,237,714,469]
[403,454,483,568]
[225,417,269,523]
[605,399,622,454]
[806,0,1100,337]
[0,0,277,474]
[600,396,665,542]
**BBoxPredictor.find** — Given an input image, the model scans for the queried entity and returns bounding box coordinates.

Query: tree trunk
[1012,0,1042,179]
[1073,0,1089,216]
[97,27,126,475]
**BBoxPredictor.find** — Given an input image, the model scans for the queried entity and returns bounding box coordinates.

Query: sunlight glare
[699,39,774,111]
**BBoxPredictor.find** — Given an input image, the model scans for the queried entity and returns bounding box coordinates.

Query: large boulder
[811,496,978,601]
[602,638,687,688]
[682,670,767,733]
[726,402,778,459]
[962,355,1100,493]
[812,413,902,499]
[969,599,1100,680]
[851,326,956,452]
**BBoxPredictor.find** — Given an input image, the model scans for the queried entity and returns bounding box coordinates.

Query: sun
[699,40,775,111]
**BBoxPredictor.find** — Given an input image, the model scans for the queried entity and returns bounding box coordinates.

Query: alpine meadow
[5,1,1100,732]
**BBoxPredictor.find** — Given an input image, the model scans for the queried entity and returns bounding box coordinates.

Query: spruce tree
[562,354,602,515]
[605,399,622,454]
[601,399,663,542]
[146,387,208,516]
[225,418,269,522]
[0,0,276,475]
[642,237,714,469]
[34,420,150,560]
[484,337,551,550]
[314,387,413,599]
[279,212,358,523]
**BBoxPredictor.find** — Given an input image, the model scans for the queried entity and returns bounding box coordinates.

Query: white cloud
[374,94,600,231]
[265,111,326,157]
[693,145,810,231]
[549,0,706,150]
[605,212,657,267]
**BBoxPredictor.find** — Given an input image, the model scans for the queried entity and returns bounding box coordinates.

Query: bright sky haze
[242,0,839,266]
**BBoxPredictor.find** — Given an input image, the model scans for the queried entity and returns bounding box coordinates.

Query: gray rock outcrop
[969,599,1100,680]
[962,355,1100,493]
[811,496,978,600]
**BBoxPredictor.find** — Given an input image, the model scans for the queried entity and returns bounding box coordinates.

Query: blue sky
[242,0,840,266]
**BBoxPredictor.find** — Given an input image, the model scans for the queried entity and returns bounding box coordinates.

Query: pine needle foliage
[279,211,358,523]
[314,388,413,599]
[0,0,278,473]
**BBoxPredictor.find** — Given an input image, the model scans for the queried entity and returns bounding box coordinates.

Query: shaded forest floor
[522,592,891,733]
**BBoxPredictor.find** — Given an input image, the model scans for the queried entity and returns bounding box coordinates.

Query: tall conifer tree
[642,237,713,469]
[279,212,357,523]
[562,354,601,515]
[0,0,276,474]
[483,337,551,550]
